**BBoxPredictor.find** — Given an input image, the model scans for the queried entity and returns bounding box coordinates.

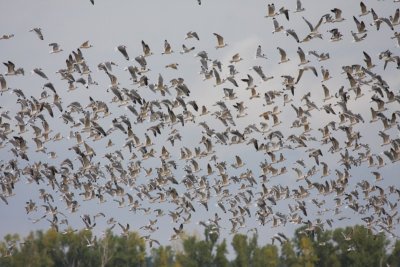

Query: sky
[0,0,400,254]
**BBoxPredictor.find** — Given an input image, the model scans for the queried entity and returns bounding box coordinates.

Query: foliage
[0,225,398,267]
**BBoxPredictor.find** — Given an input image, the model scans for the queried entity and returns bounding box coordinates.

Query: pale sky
[0,0,400,252]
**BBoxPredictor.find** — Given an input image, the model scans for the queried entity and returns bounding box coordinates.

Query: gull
[0,34,14,40]
[0,74,10,94]
[297,47,309,66]
[390,9,400,26]
[230,53,243,63]
[285,29,300,43]
[279,7,290,21]
[322,84,333,101]
[371,171,383,181]
[3,61,24,75]
[223,88,237,100]
[277,47,290,64]
[32,68,49,80]
[213,68,225,87]
[233,101,248,118]
[141,40,153,57]
[118,223,130,236]
[295,66,318,84]
[378,131,391,146]
[308,50,330,61]
[309,149,323,165]
[80,40,93,49]
[213,33,228,49]
[228,64,239,77]
[321,66,331,82]
[180,44,195,54]
[241,74,256,90]
[294,0,305,13]
[329,28,343,41]
[371,9,394,31]
[250,87,260,99]
[219,72,235,86]
[125,65,139,82]
[185,31,200,40]
[351,31,367,42]
[116,45,129,60]
[272,18,284,33]
[265,3,277,18]
[49,43,63,54]
[353,16,367,34]
[166,63,179,70]
[231,155,245,169]
[256,45,267,59]
[302,16,323,36]
[331,8,345,22]
[135,55,148,71]
[359,2,370,17]
[162,40,173,55]
[30,27,44,40]
[252,66,273,81]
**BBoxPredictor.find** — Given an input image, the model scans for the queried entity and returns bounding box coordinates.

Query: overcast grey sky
[0,0,400,252]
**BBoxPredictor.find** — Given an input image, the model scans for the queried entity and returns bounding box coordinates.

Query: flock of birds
[1,0,400,251]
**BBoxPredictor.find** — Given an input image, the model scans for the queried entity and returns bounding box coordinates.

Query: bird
[30,28,44,40]
[116,45,129,60]
[0,34,14,40]
[256,45,267,59]
[185,31,200,40]
[32,68,48,79]
[49,43,63,53]
[162,40,173,55]
[0,74,10,94]
[277,47,290,64]
[272,18,284,33]
[294,0,305,13]
[359,2,370,17]
[80,40,93,49]
[213,33,228,49]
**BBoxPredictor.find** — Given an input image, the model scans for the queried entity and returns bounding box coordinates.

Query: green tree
[213,239,229,267]
[333,225,389,267]
[388,240,400,267]
[253,244,279,267]
[312,229,340,267]
[152,245,174,267]
[279,241,301,267]
[175,235,214,267]
[107,232,146,267]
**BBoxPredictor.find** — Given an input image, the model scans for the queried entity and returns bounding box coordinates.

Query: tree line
[0,225,399,267]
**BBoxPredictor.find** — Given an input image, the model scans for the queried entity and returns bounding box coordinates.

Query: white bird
[80,40,93,49]
[49,43,63,54]
[0,74,10,94]
[30,27,44,40]
[277,47,290,64]
[213,33,228,49]
[116,45,129,60]
[32,68,48,80]
[162,40,173,55]
[256,45,267,59]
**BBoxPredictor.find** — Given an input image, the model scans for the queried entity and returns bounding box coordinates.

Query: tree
[152,246,174,267]
[333,225,389,267]
[388,240,400,267]
[213,239,229,267]
[279,240,301,267]
[312,229,340,267]
[253,244,279,267]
